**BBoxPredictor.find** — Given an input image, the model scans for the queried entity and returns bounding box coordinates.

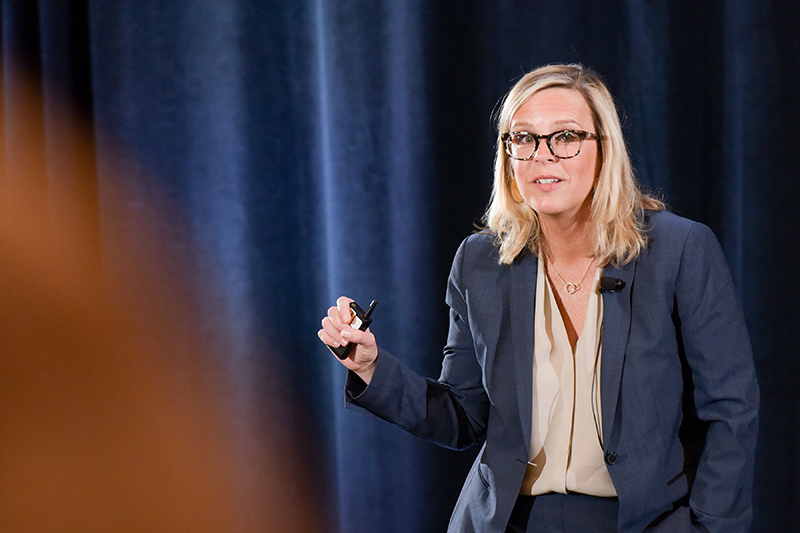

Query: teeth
[537,179,559,184]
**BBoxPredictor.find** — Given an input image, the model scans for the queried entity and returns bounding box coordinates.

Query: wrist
[354,354,378,385]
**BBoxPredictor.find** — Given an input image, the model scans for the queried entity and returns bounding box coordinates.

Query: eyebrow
[510,120,584,131]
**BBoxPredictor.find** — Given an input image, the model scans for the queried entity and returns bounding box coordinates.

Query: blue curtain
[2,1,798,531]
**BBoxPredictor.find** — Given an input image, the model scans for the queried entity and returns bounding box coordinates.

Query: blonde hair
[484,64,663,265]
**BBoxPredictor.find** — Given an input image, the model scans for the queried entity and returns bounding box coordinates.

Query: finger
[336,296,354,324]
[326,306,343,329]
[317,327,341,348]
[344,328,378,366]
[321,315,349,345]
[341,326,374,349]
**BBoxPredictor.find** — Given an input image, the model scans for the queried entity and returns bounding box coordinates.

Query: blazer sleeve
[674,222,759,533]
[344,236,490,451]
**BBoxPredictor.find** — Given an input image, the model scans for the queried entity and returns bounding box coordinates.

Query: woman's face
[510,87,600,223]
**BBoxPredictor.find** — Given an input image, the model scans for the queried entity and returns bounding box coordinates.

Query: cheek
[561,161,597,196]
[573,152,600,185]
[511,160,532,183]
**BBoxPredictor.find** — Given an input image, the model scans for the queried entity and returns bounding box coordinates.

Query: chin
[527,200,564,216]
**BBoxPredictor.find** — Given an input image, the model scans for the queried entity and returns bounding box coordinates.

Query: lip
[531,175,563,192]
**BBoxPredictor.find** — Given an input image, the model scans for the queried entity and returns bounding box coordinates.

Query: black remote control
[328,300,377,359]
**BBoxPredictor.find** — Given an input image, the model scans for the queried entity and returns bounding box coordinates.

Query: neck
[539,210,594,262]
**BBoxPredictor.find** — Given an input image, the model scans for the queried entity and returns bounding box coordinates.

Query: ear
[510,179,524,202]
[594,139,604,177]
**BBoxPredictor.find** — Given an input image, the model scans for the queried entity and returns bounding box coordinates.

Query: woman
[318,64,758,533]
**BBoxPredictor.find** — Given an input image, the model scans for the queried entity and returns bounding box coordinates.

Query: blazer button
[605,452,619,465]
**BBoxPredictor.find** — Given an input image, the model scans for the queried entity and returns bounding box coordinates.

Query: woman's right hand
[318,296,379,384]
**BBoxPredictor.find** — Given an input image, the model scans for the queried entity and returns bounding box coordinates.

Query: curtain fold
[1,1,798,531]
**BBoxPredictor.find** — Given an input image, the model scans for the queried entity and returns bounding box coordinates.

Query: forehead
[510,87,593,130]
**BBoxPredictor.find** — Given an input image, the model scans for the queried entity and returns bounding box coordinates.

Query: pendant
[565,282,580,294]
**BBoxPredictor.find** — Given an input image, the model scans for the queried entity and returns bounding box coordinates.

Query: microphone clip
[599,276,626,293]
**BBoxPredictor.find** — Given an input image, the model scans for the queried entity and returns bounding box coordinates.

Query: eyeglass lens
[507,131,585,160]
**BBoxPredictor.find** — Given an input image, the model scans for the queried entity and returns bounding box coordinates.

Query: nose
[533,140,557,163]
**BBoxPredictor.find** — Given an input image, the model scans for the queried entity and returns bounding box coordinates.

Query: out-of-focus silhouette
[0,72,319,532]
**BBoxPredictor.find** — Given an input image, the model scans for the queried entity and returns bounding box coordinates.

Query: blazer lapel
[502,254,636,456]
[509,253,537,453]
[600,260,636,449]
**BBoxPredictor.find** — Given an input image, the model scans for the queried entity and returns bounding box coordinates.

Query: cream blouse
[520,256,617,497]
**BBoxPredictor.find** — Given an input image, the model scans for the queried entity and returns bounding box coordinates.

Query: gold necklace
[547,256,595,295]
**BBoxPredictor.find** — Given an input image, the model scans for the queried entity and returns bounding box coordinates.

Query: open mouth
[535,178,561,185]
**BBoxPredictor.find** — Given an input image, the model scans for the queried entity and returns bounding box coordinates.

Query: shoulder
[643,209,697,236]
[639,210,729,284]
[456,231,502,267]
[449,231,513,291]
[461,231,497,251]
[642,209,718,253]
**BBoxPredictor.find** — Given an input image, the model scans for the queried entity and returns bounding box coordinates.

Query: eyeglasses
[501,129,600,161]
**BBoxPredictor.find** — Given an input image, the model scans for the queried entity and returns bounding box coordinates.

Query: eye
[511,132,535,145]
[553,130,580,143]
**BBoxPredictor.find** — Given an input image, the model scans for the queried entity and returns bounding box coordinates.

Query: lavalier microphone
[599,276,626,293]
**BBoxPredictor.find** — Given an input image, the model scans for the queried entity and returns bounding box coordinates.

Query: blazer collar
[599,260,637,449]
[509,252,537,451]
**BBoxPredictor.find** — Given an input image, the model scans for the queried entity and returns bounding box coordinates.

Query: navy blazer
[347,210,759,533]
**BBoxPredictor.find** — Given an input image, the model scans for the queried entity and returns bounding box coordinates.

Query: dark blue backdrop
[2,1,798,531]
